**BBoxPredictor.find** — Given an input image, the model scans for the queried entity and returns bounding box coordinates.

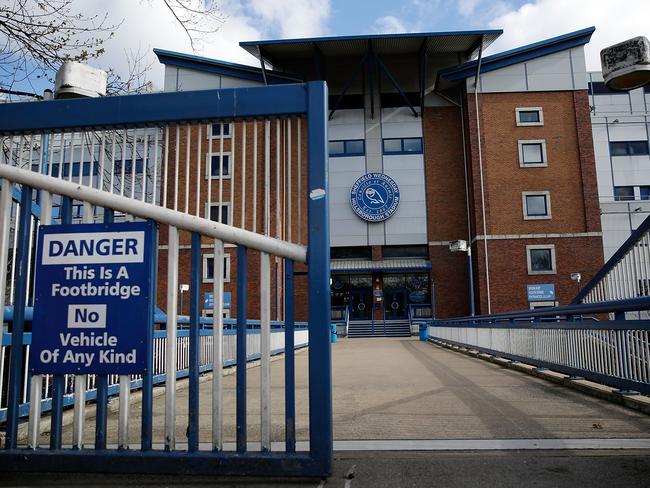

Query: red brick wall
[156,118,310,322]
[465,90,604,314]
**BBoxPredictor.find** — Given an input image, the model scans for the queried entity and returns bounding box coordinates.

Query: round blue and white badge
[350,172,400,222]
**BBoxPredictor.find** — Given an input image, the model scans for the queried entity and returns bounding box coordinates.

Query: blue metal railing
[573,212,650,307]
[428,297,650,394]
[0,320,309,424]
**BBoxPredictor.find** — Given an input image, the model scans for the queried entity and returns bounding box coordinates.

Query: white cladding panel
[470,47,587,93]
[612,157,650,186]
[163,66,262,92]
[328,109,365,140]
[381,107,423,138]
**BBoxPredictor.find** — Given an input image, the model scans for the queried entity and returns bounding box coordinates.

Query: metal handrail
[0,164,307,262]
[432,297,650,325]
[573,212,650,305]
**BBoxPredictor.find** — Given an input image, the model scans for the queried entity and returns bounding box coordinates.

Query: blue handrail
[572,212,650,304]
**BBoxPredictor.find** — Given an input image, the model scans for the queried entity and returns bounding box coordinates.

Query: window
[609,141,650,156]
[203,253,231,283]
[209,123,232,138]
[641,187,650,200]
[328,139,365,157]
[382,245,428,258]
[614,186,635,201]
[522,191,551,219]
[382,137,423,155]
[527,245,556,275]
[207,203,230,225]
[206,154,231,178]
[330,246,372,260]
[518,140,547,167]
[516,107,544,126]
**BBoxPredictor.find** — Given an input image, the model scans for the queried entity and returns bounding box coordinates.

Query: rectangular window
[382,245,428,258]
[522,191,551,219]
[209,123,232,138]
[207,203,230,225]
[518,140,547,167]
[382,137,423,155]
[203,253,231,283]
[207,154,231,178]
[609,141,650,156]
[614,186,635,201]
[527,245,556,275]
[641,186,650,200]
[328,139,365,157]
[516,107,544,126]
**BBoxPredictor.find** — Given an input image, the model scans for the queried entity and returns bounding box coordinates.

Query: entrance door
[349,290,372,320]
[385,288,408,320]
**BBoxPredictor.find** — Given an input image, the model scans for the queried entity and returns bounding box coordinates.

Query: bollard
[331,323,338,343]
[419,322,428,341]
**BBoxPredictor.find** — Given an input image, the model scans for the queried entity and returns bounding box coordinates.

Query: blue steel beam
[4,185,32,449]
[236,245,248,454]
[0,84,310,134]
[307,81,332,477]
[284,259,296,453]
[188,232,201,452]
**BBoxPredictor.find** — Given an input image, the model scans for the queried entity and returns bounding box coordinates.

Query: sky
[19,0,650,92]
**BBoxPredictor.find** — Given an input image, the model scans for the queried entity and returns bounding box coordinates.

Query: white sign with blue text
[30,222,154,375]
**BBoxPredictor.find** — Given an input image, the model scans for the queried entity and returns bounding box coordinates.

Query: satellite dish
[600,36,650,91]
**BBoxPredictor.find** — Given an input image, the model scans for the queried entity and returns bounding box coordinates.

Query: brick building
[154,27,604,331]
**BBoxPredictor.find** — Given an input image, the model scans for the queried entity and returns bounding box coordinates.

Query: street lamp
[179,283,189,316]
[449,240,475,316]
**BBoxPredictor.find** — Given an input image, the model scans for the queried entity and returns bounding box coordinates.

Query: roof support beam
[257,45,268,85]
[419,39,428,115]
[312,42,325,80]
[373,53,418,118]
[328,52,368,120]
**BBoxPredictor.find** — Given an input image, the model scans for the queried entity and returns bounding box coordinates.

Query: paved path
[43,337,649,447]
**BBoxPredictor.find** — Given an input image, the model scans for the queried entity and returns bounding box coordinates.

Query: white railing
[429,324,650,393]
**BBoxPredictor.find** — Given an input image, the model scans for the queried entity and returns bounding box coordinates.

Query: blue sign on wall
[350,172,400,222]
[527,284,556,301]
[30,221,154,375]
[203,291,231,310]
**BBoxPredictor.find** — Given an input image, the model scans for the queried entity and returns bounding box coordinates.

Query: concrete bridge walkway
[41,336,649,447]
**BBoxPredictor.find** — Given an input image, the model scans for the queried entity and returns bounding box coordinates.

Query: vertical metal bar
[49,195,72,450]
[120,129,127,196]
[241,122,246,229]
[118,375,130,449]
[141,128,149,202]
[109,131,116,194]
[0,179,12,335]
[165,225,179,450]
[207,125,213,218]
[236,245,248,453]
[185,124,192,213]
[265,120,271,236]
[288,118,292,242]
[140,219,157,452]
[5,184,32,449]
[195,125,201,216]
[188,232,201,452]
[307,81,332,475]
[72,373,87,450]
[152,129,159,205]
[297,118,302,243]
[131,128,138,200]
[253,121,258,233]
[174,126,180,211]
[163,128,169,207]
[94,207,113,451]
[219,124,224,222]
[212,239,224,451]
[284,259,296,453]
[260,252,271,451]
[98,131,106,191]
[230,122,235,226]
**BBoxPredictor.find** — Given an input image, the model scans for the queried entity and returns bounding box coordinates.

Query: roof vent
[54,62,107,99]
[601,36,650,91]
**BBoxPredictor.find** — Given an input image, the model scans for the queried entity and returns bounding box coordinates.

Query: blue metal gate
[0,82,332,476]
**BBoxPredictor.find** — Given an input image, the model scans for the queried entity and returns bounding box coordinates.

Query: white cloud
[487,0,650,70]
[76,0,332,91]
[372,15,408,34]
[458,0,480,16]
[247,0,331,38]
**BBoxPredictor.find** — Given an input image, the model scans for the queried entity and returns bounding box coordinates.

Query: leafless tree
[0,0,225,98]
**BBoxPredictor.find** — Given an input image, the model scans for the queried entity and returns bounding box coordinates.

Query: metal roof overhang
[239,30,502,71]
[331,258,432,273]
